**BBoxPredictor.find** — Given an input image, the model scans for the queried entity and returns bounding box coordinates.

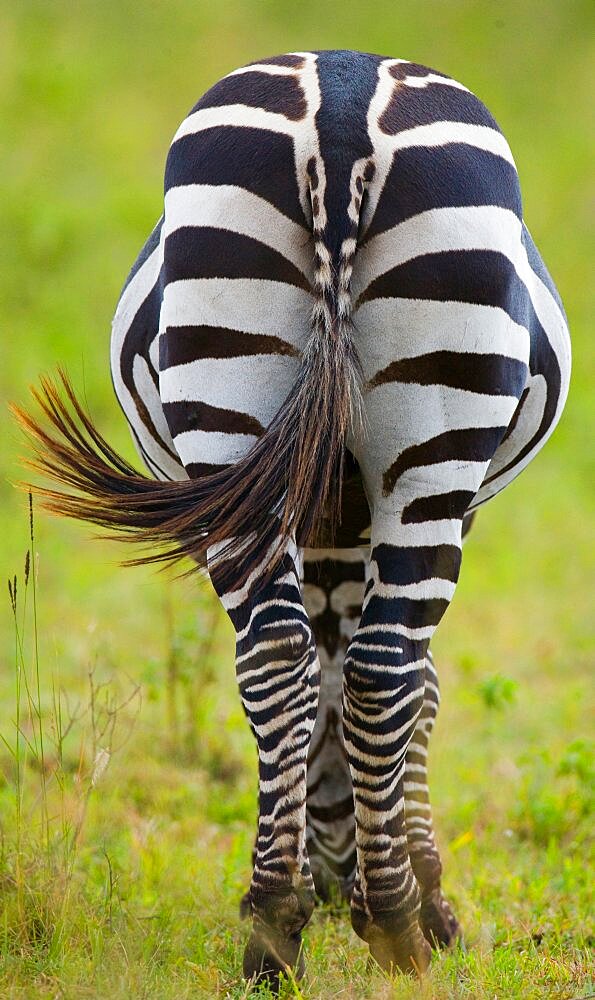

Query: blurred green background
[0,1,593,997]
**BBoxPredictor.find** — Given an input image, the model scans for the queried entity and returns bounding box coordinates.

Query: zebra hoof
[369,926,431,977]
[353,910,431,977]
[420,889,463,950]
[243,927,305,991]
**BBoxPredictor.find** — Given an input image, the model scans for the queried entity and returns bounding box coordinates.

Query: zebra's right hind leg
[302,546,461,949]
[404,513,476,947]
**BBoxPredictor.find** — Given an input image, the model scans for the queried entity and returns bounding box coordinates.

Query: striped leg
[209,540,320,987]
[342,531,436,974]
[302,548,367,901]
[301,547,463,944]
[404,513,475,946]
[341,491,503,973]
[404,652,460,948]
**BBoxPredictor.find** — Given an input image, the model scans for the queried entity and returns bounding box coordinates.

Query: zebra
[16,49,570,986]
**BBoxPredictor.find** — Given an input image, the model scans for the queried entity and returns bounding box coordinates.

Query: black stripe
[159,326,299,369]
[390,62,449,81]
[499,386,530,444]
[522,223,565,315]
[254,54,306,68]
[166,128,306,226]
[359,249,525,314]
[305,797,354,822]
[118,282,179,462]
[373,543,461,584]
[379,81,500,135]
[383,426,506,495]
[364,144,521,241]
[483,332,561,485]
[120,217,163,294]
[186,461,228,479]
[368,351,527,397]
[163,226,309,290]
[303,557,366,588]
[162,400,264,438]
[402,490,475,524]
[192,71,307,121]
[230,576,303,634]
[132,428,174,481]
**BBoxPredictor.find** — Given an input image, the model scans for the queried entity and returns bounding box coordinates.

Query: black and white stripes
[20,49,570,986]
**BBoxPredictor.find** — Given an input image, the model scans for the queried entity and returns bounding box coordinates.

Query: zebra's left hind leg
[405,652,461,949]
[209,539,320,988]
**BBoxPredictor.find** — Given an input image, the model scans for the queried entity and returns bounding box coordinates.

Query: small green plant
[512,741,594,846]
[477,673,518,711]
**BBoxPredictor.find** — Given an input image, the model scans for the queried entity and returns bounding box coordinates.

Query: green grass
[1,1,593,996]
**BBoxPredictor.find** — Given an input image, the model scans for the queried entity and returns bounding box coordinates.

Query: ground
[0,1,593,997]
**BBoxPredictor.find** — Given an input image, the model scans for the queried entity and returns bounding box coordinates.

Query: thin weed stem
[30,495,50,864]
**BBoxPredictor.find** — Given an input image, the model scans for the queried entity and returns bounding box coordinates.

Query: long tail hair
[13,208,363,589]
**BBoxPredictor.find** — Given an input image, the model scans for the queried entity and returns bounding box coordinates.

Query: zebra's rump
[110,50,570,543]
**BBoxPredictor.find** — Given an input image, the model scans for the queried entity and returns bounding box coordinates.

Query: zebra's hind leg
[405,652,462,949]
[209,538,320,989]
[302,548,367,903]
[341,491,489,973]
[405,513,476,948]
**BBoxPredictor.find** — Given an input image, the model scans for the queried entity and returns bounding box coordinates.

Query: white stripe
[364,576,457,602]
[476,373,548,498]
[172,104,304,144]
[130,356,185,479]
[111,245,160,387]
[364,379,521,440]
[389,120,515,166]
[404,763,427,776]
[402,73,471,92]
[163,184,311,276]
[302,583,326,617]
[356,622,435,642]
[131,355,176,453]
[355,205,522,296]
[172,428,258,467]
[353,298,530,376]
[404,781,430,794]
[226,63,303,78]
[159,277,312,346]
[159,354,299,427]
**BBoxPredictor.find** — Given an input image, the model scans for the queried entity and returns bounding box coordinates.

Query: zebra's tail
[13,201,363,589]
